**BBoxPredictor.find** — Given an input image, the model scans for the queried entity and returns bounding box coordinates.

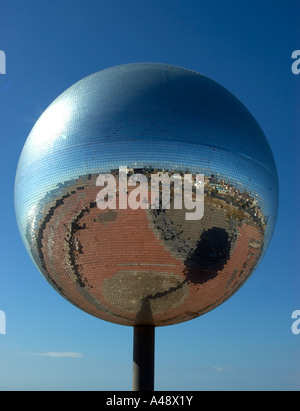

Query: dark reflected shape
[184,228,231,285]
[135,298,154,325]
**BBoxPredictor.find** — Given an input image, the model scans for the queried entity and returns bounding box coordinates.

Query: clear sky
[0,0,299,391]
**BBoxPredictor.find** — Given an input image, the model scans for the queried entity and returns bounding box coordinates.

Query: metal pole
[133,325,155,391]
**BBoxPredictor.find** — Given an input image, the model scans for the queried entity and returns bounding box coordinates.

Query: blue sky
[0,0,299,391]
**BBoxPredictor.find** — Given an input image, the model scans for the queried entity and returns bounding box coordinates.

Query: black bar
[133,325,155,391]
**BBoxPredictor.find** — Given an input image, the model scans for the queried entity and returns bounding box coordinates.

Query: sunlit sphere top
[15,63,278,326]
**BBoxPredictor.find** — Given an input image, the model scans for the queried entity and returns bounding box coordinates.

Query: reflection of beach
[111,168,266,234]
[28,171,265,326]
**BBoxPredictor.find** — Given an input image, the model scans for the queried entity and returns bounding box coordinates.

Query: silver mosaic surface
[15,63,279,326]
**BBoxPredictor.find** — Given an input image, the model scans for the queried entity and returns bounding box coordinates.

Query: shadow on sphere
[184,227,231,285]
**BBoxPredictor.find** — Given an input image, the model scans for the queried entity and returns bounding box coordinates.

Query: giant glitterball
[15,63,278,326]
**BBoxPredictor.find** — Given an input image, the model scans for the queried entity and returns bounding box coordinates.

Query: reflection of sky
[15,141,277,216]
[15,64,278,252]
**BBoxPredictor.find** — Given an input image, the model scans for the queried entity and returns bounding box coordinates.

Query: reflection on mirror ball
[15,63,278,326]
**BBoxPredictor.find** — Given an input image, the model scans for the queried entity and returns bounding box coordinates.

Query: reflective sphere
[15,63,278,326]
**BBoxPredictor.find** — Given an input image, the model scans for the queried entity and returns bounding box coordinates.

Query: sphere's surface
[15,63,278,326]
